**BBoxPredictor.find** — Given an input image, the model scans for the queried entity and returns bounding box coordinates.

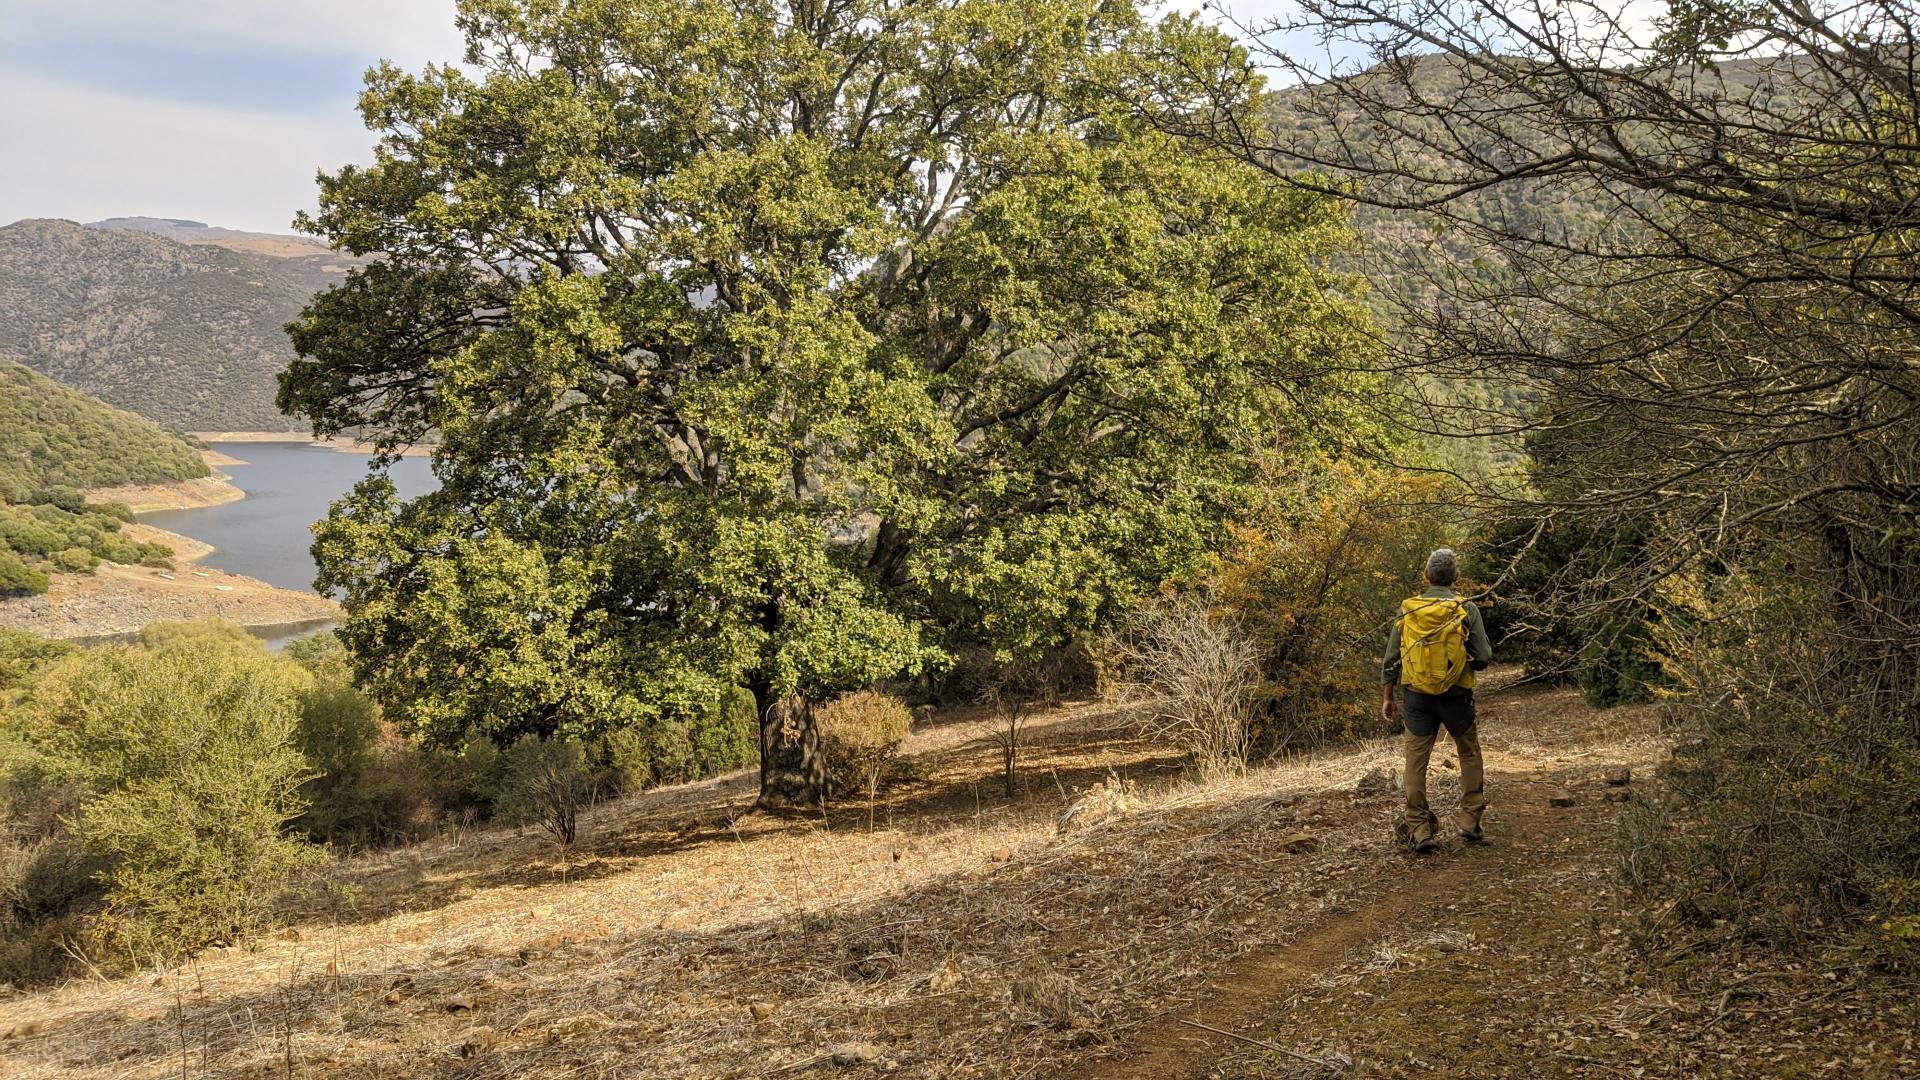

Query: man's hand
[1380,684,1398,731]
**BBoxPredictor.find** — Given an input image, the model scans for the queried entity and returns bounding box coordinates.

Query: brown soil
[0,555,339,641]
[85,472,244,514]
[0,678,1910,1077]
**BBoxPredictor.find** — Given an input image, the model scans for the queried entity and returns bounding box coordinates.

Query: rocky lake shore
[0,456,342,641]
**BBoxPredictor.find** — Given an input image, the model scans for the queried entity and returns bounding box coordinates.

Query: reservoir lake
[141,441,436,594]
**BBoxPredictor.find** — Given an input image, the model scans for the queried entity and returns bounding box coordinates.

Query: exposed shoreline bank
[189,431,435,458]
[0,458,342,641]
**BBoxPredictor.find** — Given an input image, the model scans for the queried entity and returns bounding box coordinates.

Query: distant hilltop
[0,217,362,431]
[86,216,343,260]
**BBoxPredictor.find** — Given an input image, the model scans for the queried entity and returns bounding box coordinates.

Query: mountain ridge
[0,218,349,431]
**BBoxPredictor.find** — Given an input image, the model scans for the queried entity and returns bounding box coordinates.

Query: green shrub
[50,547,96,573]
[816,691,913,799]
[496,736,595,846]
[0,550,48,597]
[441,734,506,816]
[601,687,759,791]
[31,487,85,514]
[280,634,442,847]
[21,632,322,961]
[592,727,655,797]
[0,629,76,694]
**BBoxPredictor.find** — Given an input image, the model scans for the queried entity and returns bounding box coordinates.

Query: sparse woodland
[0,0,1916,1075]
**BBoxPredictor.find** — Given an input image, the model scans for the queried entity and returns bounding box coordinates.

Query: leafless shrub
[1108,594,1262,777]
[979,658,1064,798]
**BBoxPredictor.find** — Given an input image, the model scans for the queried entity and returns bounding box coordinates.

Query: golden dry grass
[0,676,1676,1078]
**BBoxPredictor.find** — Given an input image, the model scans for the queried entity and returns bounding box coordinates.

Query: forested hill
[0,218,355,431]
[0,359,209,500]
[1265,53,1785,309]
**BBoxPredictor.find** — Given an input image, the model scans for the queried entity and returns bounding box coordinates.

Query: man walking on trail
[1382,548,1493,853]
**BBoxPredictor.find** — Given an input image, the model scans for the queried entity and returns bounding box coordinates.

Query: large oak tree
[282,0,1377,806]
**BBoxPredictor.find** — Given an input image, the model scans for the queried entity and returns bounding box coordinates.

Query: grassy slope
[0,360,209,497]
[0,675,1909,1076]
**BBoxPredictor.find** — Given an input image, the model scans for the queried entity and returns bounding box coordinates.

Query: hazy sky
[0,1,1303,235]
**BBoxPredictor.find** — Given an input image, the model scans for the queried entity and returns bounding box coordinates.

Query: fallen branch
[1177,1018,1336,1067]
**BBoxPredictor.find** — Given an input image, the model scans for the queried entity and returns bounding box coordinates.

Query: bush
[1108,594,1261,776]
[496,736,595,846]
[1473,513,1662,707]
[816,691,913,800]
[1214,461,1457,751]
[280,633,443,847]
[30,487,85,514]
[1622,562,1920,961]
[0,629,76,695]
[18,631,322,961]
[591,687,759,794]
[50,547,96,573]
[0,550,48,597]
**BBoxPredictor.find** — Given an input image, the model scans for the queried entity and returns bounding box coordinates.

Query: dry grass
[0,675,1678,1078]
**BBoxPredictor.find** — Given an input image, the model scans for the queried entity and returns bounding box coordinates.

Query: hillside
[86,216,342,260]
[0,361,216,595]
[0,674,1908,1076]
[0,218,354,431]
[0,360,210,499]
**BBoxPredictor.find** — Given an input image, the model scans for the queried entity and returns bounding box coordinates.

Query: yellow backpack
[1398,596,1472,695]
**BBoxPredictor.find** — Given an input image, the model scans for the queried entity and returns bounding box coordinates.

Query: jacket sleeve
[1464,601,1493,670]
[1382,619,1402,684]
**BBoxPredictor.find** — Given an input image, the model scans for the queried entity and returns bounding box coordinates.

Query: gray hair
[1425,548,1459,586]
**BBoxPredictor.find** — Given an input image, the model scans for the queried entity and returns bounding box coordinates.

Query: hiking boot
[1459,826,1487,845]
[1413,836,1439,854]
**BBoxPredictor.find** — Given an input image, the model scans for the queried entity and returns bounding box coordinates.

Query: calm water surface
[141,442,436,594]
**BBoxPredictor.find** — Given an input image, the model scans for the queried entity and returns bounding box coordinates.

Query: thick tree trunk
[752,681,826,809]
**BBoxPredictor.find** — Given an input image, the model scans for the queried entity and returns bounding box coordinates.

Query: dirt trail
[1100,756,1567,1080]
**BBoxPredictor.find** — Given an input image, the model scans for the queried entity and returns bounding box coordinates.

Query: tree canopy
[284,0,1380,804]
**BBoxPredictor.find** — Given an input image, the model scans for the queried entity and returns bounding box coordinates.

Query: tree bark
[752,680,826,809]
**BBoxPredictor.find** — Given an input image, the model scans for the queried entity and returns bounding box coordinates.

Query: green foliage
[282,634,442,846]
[816,691,913,798]
[1474,497,1662,709]
[0,359,210,494]
[594,685,759,794]
[285,0,1384,801]
[0,489,177,599]
[0,629,76,695]
[0,550,49,598]
[15,627,321,962]
[1213,461,1459,750]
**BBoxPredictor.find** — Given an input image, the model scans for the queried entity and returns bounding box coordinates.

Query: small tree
[981,658,1066,798]
[498,737,595,848]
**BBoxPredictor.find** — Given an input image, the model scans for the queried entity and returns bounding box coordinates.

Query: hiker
[1381,548,1493,853]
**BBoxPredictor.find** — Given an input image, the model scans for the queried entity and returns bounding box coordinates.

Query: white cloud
[1,0,463,64]
[0,69,378,234]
